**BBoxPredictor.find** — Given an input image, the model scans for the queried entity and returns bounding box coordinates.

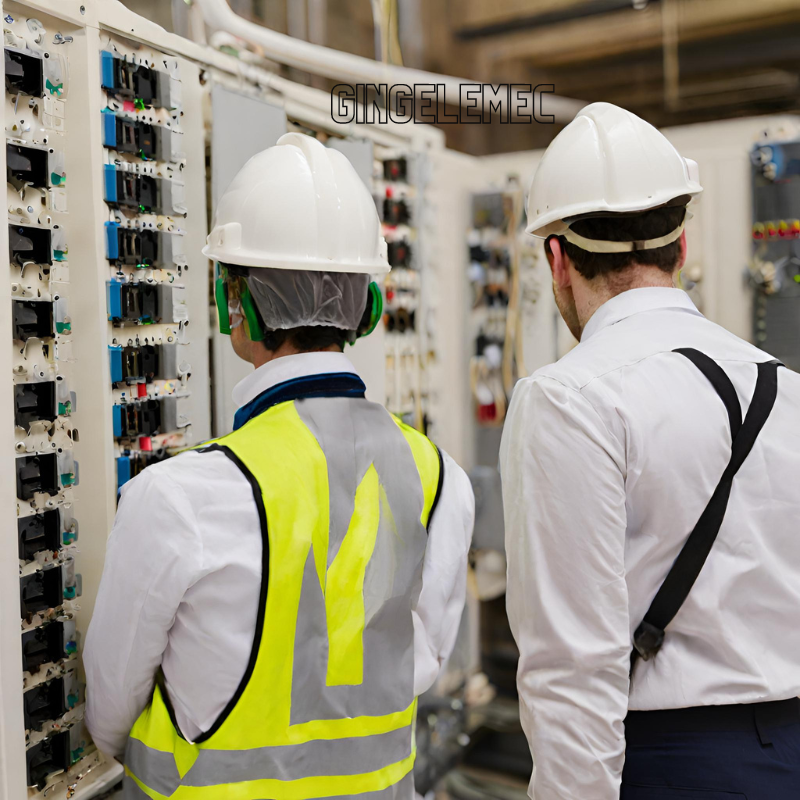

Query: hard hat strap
[561,217,686,254]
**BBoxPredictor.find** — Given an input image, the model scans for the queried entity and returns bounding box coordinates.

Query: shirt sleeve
[500,376,629,800]
[412,450,475,696]
[83,466,202,757]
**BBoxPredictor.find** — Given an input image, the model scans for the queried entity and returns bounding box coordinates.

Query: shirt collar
[581,287,702,342]
[232,351,361,409]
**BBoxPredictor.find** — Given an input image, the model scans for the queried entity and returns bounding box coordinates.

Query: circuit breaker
[99,35,192,492]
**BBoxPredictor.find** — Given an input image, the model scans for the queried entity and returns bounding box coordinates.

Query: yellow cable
[388,0,404,67]
[502,186,524,396]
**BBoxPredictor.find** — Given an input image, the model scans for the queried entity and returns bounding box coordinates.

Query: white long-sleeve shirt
[500,287,800,800]
[84,352,474,757]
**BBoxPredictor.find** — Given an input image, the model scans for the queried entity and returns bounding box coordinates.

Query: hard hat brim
[525,182,703,238]
[202,243,391,275]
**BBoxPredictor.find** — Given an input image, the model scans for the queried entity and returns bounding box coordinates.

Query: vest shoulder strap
[631,349,782,674]
[392,417,444,529]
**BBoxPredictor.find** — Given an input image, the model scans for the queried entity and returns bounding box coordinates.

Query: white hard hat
[203,132,390,274]
[526,102,702,252]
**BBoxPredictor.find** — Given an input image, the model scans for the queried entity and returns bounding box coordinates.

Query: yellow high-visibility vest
[123,392,443,800]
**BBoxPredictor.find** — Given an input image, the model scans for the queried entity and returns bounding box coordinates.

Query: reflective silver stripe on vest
[125,737,182,796]
[122,775,152,800]
[182,725,412,785]
[126,724,412,791]
[123,775,414,800]
[124,772,413,800]
[291,397,428,726]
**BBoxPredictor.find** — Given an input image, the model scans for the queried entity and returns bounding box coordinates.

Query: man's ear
[677,229,688,272]
[547,236,572,289]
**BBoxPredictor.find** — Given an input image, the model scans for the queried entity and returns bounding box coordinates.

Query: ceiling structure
[130,0,800,155]
[420,0,800,154]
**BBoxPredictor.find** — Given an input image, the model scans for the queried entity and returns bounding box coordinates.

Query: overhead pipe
[193,0,585,123]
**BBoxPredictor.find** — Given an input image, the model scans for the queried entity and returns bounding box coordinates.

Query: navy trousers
[621,699,800,800]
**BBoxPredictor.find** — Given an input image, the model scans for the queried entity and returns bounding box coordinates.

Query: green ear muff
[363,281,383,338]
[367,281,384,336]
[351,281,383,344]
[215,263,266,342]
[238,281,266,342]
[215,264,231,335]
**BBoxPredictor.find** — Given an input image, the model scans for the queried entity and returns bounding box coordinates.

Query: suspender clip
[632,621,665,661]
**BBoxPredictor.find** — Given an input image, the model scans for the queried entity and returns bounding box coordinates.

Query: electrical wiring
[468,182,529,427]
[387,0,404,67]
[502,184,525,397]
[413,348,425,433]
[370,0,403,66]
[470,354,507,426]
[370,0,388,63]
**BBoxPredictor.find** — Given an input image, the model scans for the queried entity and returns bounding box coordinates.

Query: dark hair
[545,204,686,280]
[262,326,347,353]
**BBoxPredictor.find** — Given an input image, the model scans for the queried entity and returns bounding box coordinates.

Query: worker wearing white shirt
[84,133,474,800]
[501,102,800,800]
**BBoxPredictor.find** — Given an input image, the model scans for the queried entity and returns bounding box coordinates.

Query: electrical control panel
[466,185,529,427]
[3,6,92,796]
[1,3,211,797]
[99,34,192,493]
[374,149,437,435]
[0,2,440,797]
[750,138,800,371]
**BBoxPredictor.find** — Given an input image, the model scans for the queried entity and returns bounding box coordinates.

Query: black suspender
[630,348,783,675]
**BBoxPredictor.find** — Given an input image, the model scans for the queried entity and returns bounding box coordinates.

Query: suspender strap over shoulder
[631,348,782,673]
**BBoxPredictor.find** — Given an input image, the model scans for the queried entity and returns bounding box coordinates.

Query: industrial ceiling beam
[487,0,800,67]
[454,0,601,34]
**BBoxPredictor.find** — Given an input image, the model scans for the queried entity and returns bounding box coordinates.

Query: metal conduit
[193,0,585,123]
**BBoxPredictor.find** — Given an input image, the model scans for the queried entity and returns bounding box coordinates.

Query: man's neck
[249,343,342,370]
[574,265,677,336]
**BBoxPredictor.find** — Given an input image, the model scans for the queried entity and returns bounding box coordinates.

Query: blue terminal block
[101,109,117,148]
[100,51,117,91]
[112,405,124,437]
[103,164,118,204]
[107,280,123,321]
[105,221,120,260]
[109,345,123,384]
[116,456,131,491]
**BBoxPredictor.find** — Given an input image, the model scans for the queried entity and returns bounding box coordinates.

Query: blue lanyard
[233,372,367,431]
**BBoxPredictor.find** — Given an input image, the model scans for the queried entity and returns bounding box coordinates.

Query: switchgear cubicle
[1,2,449,798]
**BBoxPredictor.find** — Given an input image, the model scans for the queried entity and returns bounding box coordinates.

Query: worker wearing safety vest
[501,103,800,800]
[84,133,474,800]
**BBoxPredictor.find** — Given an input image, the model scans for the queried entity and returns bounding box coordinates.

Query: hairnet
[243,267,369,332]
